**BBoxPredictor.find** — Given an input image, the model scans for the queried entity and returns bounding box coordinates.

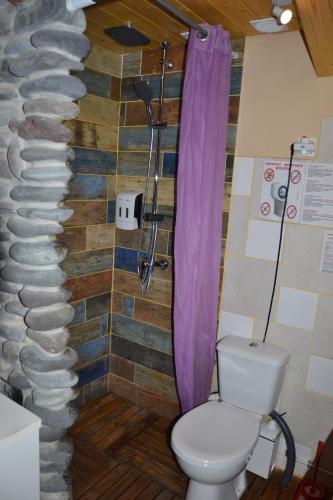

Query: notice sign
[320,231,333,275]
[259,160,306,223]
[301,163,333,228]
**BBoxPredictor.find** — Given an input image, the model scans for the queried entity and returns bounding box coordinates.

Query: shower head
[134,80,153,125]
[104,26,150,47]
[134,80,153,104]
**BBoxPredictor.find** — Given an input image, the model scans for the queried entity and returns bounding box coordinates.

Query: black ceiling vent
[104,26,150,47]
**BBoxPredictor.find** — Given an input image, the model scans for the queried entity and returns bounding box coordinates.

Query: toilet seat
[171,401,260,467]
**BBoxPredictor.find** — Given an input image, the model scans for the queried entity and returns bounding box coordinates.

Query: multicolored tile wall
[109,40,245,416]
[61,45,122,406]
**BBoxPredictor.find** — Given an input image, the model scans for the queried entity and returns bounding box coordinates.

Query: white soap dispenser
[116,191,143,230]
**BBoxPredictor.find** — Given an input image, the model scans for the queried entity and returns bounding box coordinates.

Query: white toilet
[171,335,290,500]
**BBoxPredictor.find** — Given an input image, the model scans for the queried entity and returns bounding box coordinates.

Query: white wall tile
[227,196,250,255]
[246,219,283,261]
[277,287,318,331]
[318,117,333,163]
[232,157,254,196]
[218,310,254,339]
[306,355,333,397]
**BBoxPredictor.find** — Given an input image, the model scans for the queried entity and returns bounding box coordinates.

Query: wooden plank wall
[109,39,245,417]
[61,45,122,406]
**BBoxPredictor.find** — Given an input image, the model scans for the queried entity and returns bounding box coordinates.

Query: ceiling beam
[295,0,333,76]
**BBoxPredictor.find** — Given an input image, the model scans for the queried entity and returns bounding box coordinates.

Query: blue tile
[72,148,116,175]
[69,174,107,200]
[77,356,109,387]
[112,314,172,354]
[163,72,183,99]
[70,300,85,326]
[107,200,116,223]
[163,152,178,177]
[76,336,109,367]
[86,293,111,320]
[119,126,179,151]
[230,66,243,95]
[227,125,237,154]
[123,295,134,317]
[100,314,109,335]
[74,68,110,98]
[115,247,137,273]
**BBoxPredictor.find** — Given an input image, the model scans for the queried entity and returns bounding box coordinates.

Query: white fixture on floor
[171,336,290,500]
[0,393,41,500]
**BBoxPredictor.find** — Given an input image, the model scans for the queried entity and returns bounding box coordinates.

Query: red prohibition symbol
[291,169,301,184]
[261,202,271,216]
[264,168,274,182]
[287,204,297,219]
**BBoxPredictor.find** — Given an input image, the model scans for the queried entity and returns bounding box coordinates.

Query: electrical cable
[263,143,295,343]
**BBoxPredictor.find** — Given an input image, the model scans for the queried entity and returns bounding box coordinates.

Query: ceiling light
[273,6,293,24]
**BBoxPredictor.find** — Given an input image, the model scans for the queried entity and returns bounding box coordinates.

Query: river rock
[40,471,69,494]
[0,317,26,341]
[10,116,72,143]
[27,327,70,354]
[0,106,17,127]
[4,36,33,56]
[21,146,74,162]
[21,344,77,372]
[9,49,83,77]
[5,299,28,317]
[25,302,74,331]
[20,75,86,100]
[20,286,71,308]
[0,3,15,36]
[23,98,79,120]
[10,185,69,203]
[25,395,79,428]
[0,88,17,100]
[0,58,18,83]
[8,367,31,389]
[10,240,68,266]
[23,365,78,389]
[2,340,21,363]
[1,263,67,286]
[32,29,91,59]
[7,138,27,180]
[40,424,66,442]
[33,387,77,407]
[22,166,73,183]
[18,207,73,222]
[8,217,63,237]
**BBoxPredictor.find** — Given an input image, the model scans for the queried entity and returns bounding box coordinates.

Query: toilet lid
[171,401,260,466]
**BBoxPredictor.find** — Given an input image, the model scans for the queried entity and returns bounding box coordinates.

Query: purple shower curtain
[174,25,232,414]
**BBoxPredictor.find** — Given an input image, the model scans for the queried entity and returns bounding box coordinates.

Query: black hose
[270,410,296,487]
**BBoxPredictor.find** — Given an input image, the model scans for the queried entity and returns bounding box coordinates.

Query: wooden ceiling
[85,0,333,76]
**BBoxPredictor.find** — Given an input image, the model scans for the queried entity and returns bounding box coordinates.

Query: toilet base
[185,470,247,500]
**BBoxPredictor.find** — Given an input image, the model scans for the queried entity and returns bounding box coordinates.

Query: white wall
[220,30,333,470]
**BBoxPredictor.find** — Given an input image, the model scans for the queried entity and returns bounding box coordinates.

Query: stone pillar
[0,1,90,498]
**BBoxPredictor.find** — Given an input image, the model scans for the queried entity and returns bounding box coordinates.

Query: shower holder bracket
[150,122,168,130]
[144,213,164,222]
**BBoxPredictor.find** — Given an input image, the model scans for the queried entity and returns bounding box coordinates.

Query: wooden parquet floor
[69,393,308,499]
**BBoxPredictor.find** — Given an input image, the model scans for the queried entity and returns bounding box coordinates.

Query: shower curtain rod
[153,0,208,40]
[67,0,238,57]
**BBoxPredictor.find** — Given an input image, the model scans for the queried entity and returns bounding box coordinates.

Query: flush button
[249,342,258,347]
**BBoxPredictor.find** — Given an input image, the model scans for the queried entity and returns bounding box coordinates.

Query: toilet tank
[217,336,290,415]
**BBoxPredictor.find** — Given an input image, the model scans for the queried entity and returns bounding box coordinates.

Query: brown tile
[125,99,180,126]
[114,270,172,307]
[66,269,113,301]
[78,94,119,127]
[67,120,118,151]
[110,76,121,100]
[135,364,177,400]
[228,95,240,124]
[115,227,169,255]
[86,224,114,250]
[142,45,185,74]
[69,317,103,347]
[64,201,107,227]
[109,374,179,419]
[109,353,135,382]
[58,227,86,252]
[134,298,172,331]
[117,176,175,207]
